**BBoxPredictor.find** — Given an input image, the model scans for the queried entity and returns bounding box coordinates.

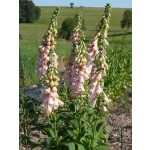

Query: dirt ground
[106,88,132,150]
[20,83,132,150]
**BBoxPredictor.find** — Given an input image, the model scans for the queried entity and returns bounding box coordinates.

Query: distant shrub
[59,17,76,40]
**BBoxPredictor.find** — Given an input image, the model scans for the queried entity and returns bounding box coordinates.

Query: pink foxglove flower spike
[37,7,64,116]
[87,4,111,111]
[65,11,88,99]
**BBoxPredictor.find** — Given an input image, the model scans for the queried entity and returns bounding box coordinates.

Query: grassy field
[19,6,132,43]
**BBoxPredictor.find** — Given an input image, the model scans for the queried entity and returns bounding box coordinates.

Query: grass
[19,6,132,43]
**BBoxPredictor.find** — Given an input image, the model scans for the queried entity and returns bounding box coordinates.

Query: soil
[106,89,132,150]
[20,78,132,150]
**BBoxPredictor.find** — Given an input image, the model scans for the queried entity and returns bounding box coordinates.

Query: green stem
[53,112,59,150]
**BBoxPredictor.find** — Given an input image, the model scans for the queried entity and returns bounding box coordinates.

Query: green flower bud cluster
[95,3,111,75]
[72,11,87,68]
[42,7,60,47]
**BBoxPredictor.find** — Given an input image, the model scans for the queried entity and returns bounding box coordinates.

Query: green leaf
[81,118,92,127]
[25,100,33,105]
[99,132,109,139]
[49,128,55,137]
[82,106,94,113]
[70,119,79,129]
[41,128,55,137]
[30,118,38,125]
[41,128,49,136]
[95,142,110,150]
[57,118,63,129]
[96,119,105,131]
[47,137,55,149]
[63,142,75,150]
[82,122,88,130]
[76,143,85,150]
[67,130,77,138]
[86,128,93,136]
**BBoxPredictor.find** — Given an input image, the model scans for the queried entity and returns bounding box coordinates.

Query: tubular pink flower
[103,93,111,104]
[95,84,103,94]
[103,106,108,112]
[86,33,100,75]
[90,99,96,108]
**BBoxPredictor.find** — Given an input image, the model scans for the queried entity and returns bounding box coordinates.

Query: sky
[32,0,132,8]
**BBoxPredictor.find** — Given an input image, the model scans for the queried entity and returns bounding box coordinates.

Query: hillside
[19,6,132,42]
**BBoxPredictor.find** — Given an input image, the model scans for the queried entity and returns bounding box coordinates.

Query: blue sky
[32,0,132,8]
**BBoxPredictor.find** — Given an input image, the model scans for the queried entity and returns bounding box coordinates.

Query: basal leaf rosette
[37,7,64,116]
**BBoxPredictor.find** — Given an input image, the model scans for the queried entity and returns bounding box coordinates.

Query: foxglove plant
[65,11,88,99]
[87,3,111,110]
[37,7,64,116]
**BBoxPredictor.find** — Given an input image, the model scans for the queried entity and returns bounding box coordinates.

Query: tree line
[19,0,41,23]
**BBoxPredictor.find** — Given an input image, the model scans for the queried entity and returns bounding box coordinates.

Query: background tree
[58,15,87,40]
[19,0,41,23]
[120,10,132,30]
[35,6,41,20]
[59,17,76,40]
[70,3,74,8]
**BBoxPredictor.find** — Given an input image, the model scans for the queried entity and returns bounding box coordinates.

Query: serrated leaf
[47,137,55,149]
[63,142,75,150]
